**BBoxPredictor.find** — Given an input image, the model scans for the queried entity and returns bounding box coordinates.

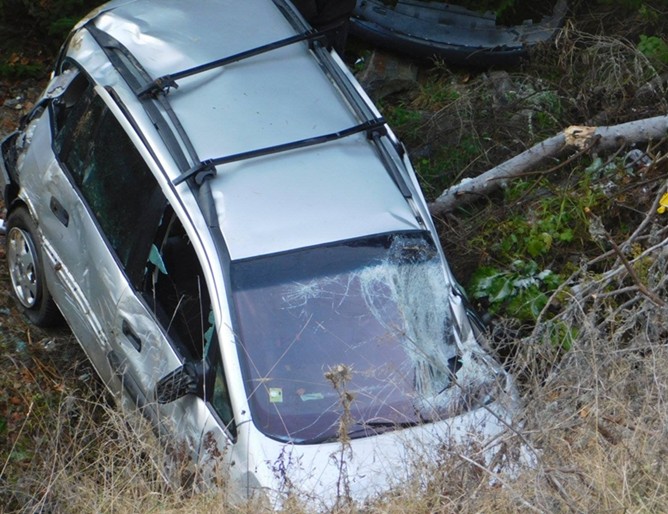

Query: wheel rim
[7,227,39,309]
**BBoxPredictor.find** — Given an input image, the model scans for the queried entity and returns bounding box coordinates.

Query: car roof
[83,0,422,260]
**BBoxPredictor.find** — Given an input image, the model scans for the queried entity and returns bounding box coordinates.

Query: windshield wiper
[307,419,422,444]
[347,419,423,439]
[358,419,422,428]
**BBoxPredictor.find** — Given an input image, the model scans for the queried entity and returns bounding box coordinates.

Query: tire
[6,206,61,327]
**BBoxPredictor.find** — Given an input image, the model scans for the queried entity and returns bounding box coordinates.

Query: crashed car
[0,0,516,506]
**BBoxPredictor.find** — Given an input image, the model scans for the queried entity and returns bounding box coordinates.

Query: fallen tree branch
[429,114,668,216]
[589,214,666,308]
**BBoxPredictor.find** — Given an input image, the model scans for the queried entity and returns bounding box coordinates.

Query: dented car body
[0,0,516,506]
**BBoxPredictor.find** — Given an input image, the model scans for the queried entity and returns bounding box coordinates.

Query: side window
[53,75,98,179]
[144,211,211,360]
[210,345,235,436]
[54,85,165,282]
[143,212,235,435]
[78,102,164,270]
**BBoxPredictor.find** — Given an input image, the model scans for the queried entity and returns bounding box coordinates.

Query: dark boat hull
[350,0,568,67]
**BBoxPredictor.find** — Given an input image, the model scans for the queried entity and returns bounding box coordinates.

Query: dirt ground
[0,79,45,133]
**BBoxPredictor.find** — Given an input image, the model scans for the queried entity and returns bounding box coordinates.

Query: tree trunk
[429,114,668,216]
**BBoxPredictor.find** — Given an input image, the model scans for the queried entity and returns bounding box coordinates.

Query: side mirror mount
[155,360,205,404]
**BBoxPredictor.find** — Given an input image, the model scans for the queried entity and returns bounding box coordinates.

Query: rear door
[28,68,171,405]
[17,71,127,387]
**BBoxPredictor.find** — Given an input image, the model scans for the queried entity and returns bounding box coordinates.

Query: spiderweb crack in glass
[231,233,502,443]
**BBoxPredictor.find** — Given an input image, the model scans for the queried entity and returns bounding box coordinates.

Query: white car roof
[84,0,422,260]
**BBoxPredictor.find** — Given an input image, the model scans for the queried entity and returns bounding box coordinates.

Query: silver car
[0,0,515,506]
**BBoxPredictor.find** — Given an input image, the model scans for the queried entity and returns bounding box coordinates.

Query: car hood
[237,391,518,508]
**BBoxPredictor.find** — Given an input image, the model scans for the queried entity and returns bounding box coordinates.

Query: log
[428,114,668,216]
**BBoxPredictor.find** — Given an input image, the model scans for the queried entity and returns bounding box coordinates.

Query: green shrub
[469,259,562,321]
[0,0,103,46]
[0,0,103,78]
[638,34,668,70]
[0,58,44,79]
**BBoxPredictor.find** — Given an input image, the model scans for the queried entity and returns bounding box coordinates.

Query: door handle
[49,196,69,227]
[122,319,142,352]
[107,350,147,411]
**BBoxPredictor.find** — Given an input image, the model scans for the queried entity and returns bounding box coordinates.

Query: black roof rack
[136,23,340,98]
[174,117,388,186]
[86,0,414,201]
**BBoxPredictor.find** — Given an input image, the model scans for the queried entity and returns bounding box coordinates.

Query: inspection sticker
[269,388,283,403]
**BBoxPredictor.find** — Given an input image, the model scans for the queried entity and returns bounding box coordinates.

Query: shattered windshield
[231,232,495,444]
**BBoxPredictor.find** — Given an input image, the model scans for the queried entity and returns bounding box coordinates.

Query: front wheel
[6,206,61,326]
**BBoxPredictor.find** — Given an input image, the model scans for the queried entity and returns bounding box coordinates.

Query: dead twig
[588,213,665,307]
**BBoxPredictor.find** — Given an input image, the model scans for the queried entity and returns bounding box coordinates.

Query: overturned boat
[350,0,568,67]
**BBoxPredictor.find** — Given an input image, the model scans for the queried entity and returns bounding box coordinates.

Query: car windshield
[231,232,487,444]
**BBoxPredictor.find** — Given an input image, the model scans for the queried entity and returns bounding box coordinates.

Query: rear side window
[78,99,162,267]
[53,83,165,282]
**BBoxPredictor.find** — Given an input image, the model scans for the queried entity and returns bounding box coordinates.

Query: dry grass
[1,382,248,513]
[3,274,668,513]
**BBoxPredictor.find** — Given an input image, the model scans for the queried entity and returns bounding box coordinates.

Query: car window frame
[49,65,166,288]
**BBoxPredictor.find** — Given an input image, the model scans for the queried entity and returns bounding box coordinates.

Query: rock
[484,70,514,107]
[3,96,23,108]
[356,50,418,101]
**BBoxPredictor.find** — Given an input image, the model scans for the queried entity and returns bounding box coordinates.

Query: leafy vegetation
[638,34,668,70]
[470,259,562,321]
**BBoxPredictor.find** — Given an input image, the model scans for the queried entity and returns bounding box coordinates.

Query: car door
[31,70,169,406]
[15,70,124,387]
[47,69,236,464]
[116,206,237,464]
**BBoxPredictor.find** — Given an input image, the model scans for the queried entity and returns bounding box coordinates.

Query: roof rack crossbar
[273,0,415,200]
[86,23,200,170]
[137,23,341,98]
[174,117,387,186]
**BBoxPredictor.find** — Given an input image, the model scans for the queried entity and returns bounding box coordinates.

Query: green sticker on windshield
[269,388,283,403]
[300,393,324,401]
